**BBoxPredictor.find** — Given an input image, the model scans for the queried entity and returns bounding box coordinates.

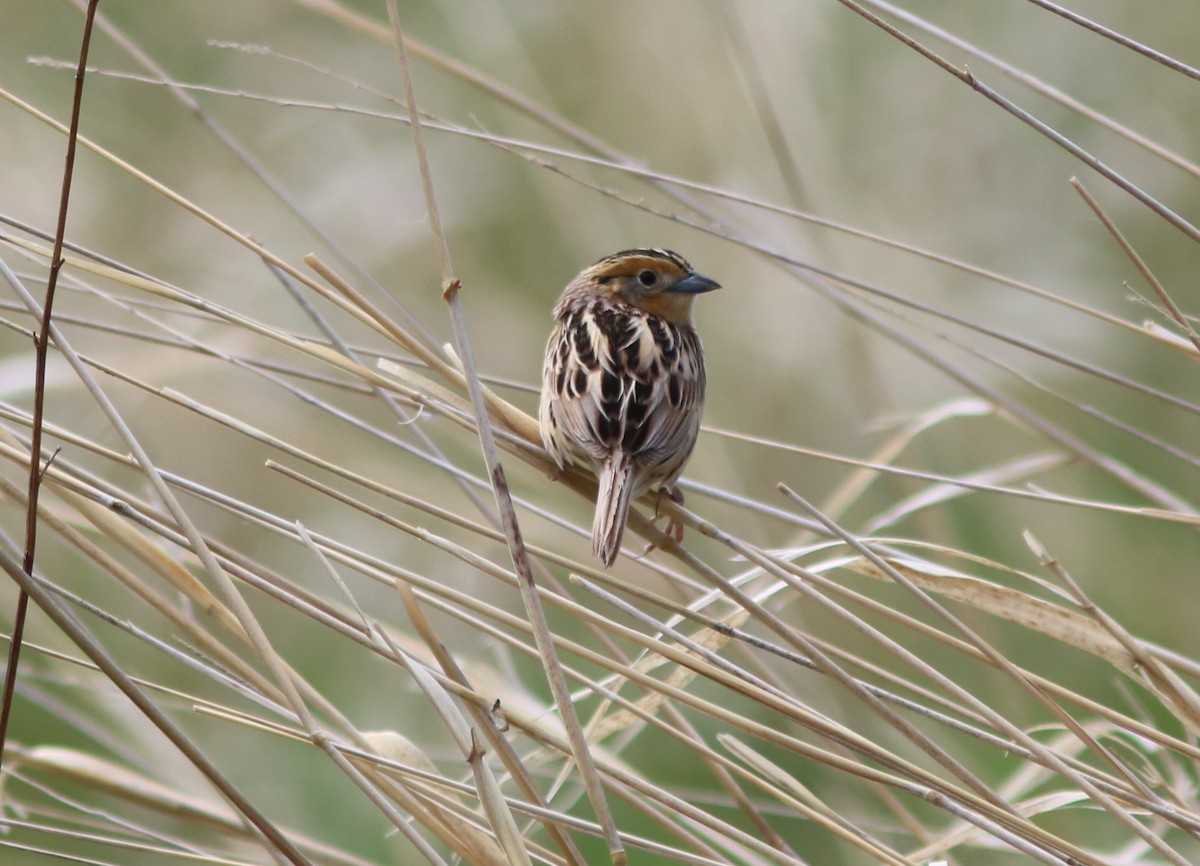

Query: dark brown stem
[0,0,100,768]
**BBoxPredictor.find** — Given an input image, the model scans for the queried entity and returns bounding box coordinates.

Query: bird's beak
[671,271,721,294]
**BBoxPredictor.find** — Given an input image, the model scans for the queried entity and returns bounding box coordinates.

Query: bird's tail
[593,456,636,567]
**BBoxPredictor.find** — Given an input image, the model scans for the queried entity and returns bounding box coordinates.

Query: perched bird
[539,248,720,566]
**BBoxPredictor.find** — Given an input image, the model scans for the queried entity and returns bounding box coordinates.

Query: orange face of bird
[581,250,721,326]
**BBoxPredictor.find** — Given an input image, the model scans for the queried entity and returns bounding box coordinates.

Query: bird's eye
[637,269,658,287]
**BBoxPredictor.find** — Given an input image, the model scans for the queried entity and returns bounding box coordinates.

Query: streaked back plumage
[539,249,717,566]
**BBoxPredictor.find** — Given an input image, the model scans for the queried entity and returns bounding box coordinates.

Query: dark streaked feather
[540,298,705,490]
[539,249,714,566]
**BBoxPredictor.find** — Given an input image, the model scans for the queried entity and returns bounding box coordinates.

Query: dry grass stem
[2,4,1198,864]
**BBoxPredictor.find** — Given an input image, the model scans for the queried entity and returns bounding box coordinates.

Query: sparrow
[539,248,720,566]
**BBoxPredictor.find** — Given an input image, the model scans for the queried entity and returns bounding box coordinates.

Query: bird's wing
[622,312,705,482]
[541,302,704,485]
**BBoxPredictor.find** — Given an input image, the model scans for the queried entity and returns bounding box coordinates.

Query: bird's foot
[637,486,686,558]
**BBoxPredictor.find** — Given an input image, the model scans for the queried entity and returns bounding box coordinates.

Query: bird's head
[576,248,720,326]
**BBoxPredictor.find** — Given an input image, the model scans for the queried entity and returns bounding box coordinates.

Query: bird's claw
[636,487,686,558]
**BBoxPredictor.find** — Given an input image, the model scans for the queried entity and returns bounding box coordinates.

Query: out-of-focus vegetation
[1,2,1198,864]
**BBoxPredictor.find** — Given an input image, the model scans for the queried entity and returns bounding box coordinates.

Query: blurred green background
[2,2,1199,863]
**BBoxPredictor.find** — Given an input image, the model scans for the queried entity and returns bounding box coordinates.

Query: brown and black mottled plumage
[539,249,720,566]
